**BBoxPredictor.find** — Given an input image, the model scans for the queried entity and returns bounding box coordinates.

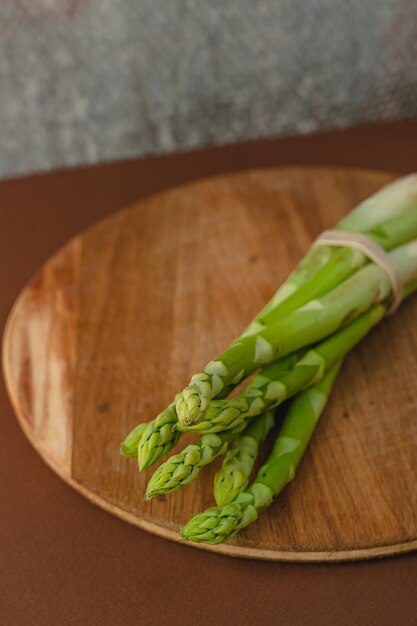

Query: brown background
[1,121,417,625]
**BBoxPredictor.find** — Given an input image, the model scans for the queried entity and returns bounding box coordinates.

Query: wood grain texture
[4,166,417,562]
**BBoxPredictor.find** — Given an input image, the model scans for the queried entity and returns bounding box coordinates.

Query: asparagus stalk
[176,238,417,426]
[214,410,275,506]
[178,301,386,434]
[135,352,303,470]
[180,362,342,544]
[137,404,181,471]
[146,431,238,499]
[338,173,417,231]
[120,423,147,458]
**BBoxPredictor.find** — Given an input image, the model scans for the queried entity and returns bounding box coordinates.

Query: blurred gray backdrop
[1,0,416,179]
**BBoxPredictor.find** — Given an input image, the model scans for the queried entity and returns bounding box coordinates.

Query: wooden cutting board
[3,166,417,562]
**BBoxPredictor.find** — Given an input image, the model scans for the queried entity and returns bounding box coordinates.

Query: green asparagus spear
[120,423,147,458]
[146,431,238,499]
[176,239,417,426]
[180,362,342,544]
[214,410,275,506]
[338,173,417,232]
[137,404,181,471]
[178,301,386,434]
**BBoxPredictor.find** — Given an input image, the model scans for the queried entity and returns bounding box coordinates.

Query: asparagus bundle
[120,174,417,545]
[176,175,417,426]
[142,295,403,503]
[122,177,417,467]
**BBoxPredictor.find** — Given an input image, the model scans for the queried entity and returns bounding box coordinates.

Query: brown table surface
[1,120,417,626]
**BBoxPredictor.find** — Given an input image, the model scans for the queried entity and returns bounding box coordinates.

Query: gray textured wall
[1,0,417,179]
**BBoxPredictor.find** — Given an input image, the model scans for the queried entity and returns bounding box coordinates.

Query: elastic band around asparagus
[254,201,417,328]
[255,174,417,326]
[213,410,275,506]
[180,361,342,544]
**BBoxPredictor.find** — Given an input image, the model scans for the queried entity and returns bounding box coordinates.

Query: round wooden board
[3,166,417,562]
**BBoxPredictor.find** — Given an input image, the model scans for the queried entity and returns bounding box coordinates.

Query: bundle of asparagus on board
[121,174,417,544]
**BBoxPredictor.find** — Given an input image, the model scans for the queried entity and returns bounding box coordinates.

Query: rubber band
[312,229,403,315]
